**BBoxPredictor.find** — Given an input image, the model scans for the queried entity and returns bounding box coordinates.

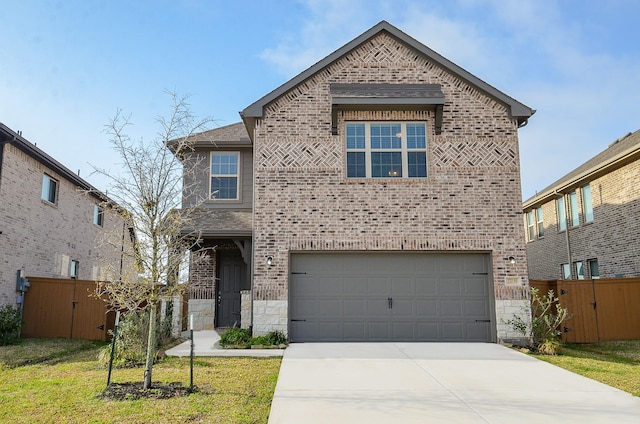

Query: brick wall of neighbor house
[0,143,126,307]
[250,33,530,339]
[526,158,640,280]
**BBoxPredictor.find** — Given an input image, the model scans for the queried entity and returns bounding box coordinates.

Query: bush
[219,327,252,348]
[219,328,288,348]
[0,304,22,346]
[504,287,571,355]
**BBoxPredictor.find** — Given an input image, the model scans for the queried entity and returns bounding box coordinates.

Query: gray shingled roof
[180,208,252,237]
[523,129,640,208]
[190,122,251,147]
[241,20,534,136]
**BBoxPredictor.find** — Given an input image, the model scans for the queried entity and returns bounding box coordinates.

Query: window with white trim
[561,263,571,280]
[346,122,427,178]
[526,210,535,241]
[582,184,594,223]
[536,206,544,237]
[42,174,58,204]
[210,152,239,200]
[557,197,567,231]
[70,260,79,279]
[93,204,104,227]
[569,191,579,227]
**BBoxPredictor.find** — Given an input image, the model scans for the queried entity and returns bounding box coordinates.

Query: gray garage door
[289,252,494,342]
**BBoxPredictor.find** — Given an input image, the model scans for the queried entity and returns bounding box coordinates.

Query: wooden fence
[530,278,640,343]
[21,277,114,341]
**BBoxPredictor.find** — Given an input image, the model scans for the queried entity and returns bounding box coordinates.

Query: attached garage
[289,252,495,342]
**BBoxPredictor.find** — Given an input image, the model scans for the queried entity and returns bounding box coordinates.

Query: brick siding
[251,33,530,338]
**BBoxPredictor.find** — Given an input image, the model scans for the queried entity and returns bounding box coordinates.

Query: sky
[1,0,639,201]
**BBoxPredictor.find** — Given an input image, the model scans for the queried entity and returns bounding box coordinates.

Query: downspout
[561,192,572,278]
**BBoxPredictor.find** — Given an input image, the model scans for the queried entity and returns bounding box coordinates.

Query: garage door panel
[415,277,437,295]
[416,299,438,318]
[440,300,462,316]
[289,252,493,342]
[441,322,464,340]
[464,299,491,317]
[344,277,367,295]
[343,299,365,315]
[439,277,463,295]
[366,277,388,294]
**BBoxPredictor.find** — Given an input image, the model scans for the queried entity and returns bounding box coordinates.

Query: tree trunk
[143,304,157,389]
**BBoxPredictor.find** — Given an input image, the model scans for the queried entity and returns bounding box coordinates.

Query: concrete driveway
[268,343,640,424]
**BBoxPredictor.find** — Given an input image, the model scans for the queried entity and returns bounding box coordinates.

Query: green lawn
[0,339,282,423]
[534,340,640,397]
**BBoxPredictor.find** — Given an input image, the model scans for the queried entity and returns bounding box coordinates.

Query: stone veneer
[240,290,251,330]
[188,299,215,331]
[249,32,531,341]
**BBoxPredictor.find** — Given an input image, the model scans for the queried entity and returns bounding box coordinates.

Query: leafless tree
[92,91,212,389]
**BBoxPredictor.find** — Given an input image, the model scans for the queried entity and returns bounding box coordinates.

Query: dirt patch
[102,382,197,401]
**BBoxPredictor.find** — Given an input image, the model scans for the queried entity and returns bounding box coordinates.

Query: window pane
[561,263,571,279]
[407,152,427,177]
[42,175,57,203]
[536,206,544,237]
[557,197,567,231]
[346,152,366,178]
[569,191,579,226]
[589,259,599,279]
[211,177,238,199]
[575,261,585,279]
[346,124,365,149]
[582,185,594,222]
[371,152,402,177]
[211,153,238,175]
[370,124,401,149]
[406,123,426,149]
[527,211,535,240]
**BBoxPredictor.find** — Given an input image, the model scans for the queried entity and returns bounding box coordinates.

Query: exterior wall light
[266,256,273,266]
[508,256,516,264]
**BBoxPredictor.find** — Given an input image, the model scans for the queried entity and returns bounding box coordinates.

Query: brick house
[524,129,640,281]
[182,21,535,343]
[0,123,132,310]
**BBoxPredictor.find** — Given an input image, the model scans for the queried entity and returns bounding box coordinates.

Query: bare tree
[92,91,212,389]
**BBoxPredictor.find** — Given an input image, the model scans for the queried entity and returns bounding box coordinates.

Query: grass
[534,340,640,397]
[0,339,282,423]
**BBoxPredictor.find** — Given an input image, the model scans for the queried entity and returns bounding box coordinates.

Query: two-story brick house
[0,123,131,309]
[182,21,535,343]
[524,129,640,280]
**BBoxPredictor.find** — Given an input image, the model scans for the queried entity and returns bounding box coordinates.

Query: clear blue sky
[1,0,639,200]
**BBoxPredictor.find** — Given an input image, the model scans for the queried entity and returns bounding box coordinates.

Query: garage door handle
[475,319,491,322]
[388,297,393,308]
[291,319,306,322]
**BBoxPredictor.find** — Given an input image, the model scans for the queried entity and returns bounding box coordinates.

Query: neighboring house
[0,123,132,309]
[180,21,535,343]
[524,129,640,281]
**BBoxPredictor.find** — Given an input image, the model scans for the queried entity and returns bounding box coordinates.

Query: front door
[216,249,246,328]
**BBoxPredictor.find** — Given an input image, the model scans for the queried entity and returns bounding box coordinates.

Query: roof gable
[241,21,534,131]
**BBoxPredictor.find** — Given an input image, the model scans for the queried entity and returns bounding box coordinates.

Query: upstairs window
[582,184,594,223]
[526,210,535,241]
[42,174,58,204]
[588,259,599,279]
[536,206,544,237]
[210,152,239,200]
[346,122,427,179]
[557,197,567,231]
[70,260,79,279]
[561,263,571,280]
[569,191,579,227]
[93,205,104,227]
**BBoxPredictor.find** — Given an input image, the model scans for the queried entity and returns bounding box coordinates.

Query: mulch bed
[102,382,197,401]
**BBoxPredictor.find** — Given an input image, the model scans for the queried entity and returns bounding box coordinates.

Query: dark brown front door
[216,249,246,327]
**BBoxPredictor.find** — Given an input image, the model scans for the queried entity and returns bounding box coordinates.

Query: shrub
[99,309,174,367]
[0,304,22,346]
[504,287,571,355]
[219,327,252,348]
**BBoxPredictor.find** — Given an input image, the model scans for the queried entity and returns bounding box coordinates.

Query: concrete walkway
[268,343,640,424]
[165,330,284,357]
